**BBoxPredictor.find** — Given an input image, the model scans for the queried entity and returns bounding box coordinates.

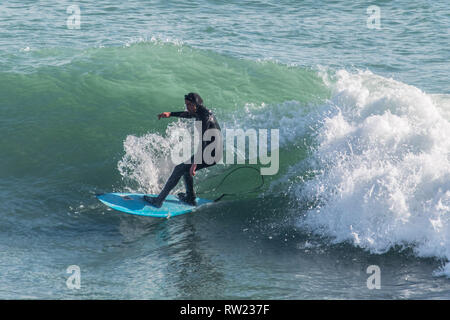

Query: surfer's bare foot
[144,195,162,208]
[177,193,197,206]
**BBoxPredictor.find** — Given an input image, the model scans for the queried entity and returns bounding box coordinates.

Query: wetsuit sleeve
[170,111,193,118]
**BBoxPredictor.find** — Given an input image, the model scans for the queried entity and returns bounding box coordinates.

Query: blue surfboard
[96,193,213,218]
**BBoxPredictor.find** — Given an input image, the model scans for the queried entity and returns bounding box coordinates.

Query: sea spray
[297,70,450,276]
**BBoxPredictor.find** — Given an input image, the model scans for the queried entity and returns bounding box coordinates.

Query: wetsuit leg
[155,158,216,204]
[154,162,190,204]
[182,161,216,199]
[183,171,195,199]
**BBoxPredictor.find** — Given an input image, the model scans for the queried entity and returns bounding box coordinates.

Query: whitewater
[0,0,449,299]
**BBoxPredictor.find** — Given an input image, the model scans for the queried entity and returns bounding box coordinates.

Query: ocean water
[0,0,449,299]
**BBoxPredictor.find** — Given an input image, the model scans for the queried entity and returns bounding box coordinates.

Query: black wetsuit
[170,105,221,159]
[154,105,221,204]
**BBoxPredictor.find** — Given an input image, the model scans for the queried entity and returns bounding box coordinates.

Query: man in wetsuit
[144,93,221,208]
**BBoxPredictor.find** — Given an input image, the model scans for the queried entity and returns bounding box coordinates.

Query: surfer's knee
[173,163,190,175]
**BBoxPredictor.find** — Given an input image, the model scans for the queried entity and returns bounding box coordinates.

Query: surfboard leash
[195,166,265,202]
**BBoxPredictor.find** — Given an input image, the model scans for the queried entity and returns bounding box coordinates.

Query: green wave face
[0,41,329,188]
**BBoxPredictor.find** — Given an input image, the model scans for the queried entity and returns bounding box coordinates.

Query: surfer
[144,93,221,208]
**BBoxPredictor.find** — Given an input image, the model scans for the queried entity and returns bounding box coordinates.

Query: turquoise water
[1,0,449,299]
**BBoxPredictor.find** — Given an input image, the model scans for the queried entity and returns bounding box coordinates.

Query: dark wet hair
[184,92,203,107]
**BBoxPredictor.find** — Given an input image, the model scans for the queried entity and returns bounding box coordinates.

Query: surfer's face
[185,99,196,114]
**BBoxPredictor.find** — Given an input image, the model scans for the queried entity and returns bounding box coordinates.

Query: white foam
[296,69,450,276]
[122,35,185,48]
[227,100,316,148]
[116,66,450,277]
[117,120,192,193]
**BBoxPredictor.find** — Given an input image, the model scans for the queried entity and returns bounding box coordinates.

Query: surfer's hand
[158,112,171,119]
[190,163,197,177]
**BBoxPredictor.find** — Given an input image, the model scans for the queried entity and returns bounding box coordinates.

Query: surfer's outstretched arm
[169,111,193,118]
[157,112,171,119]
[157,111,193,119]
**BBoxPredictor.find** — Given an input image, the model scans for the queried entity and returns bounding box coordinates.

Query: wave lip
[297,69,450,276]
